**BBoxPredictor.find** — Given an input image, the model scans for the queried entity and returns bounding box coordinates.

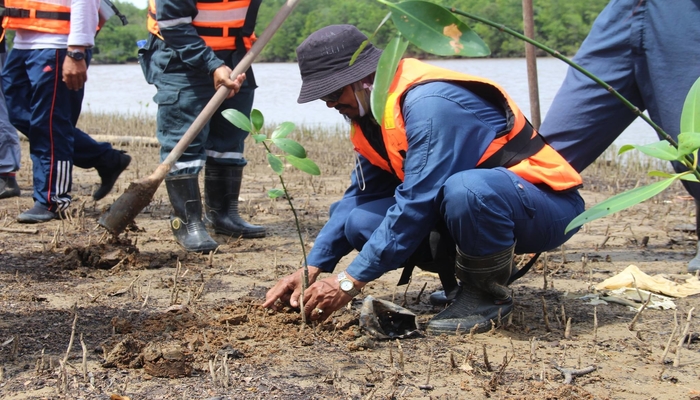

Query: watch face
[340,279,353,291]
[67,51,85,61]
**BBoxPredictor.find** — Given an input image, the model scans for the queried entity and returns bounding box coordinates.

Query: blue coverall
[0,37,20,175]
[139,0,255,176]
[306,82,585,283]
[540,0,700,183]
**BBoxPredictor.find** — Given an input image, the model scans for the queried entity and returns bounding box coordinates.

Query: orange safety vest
[2,0,72,35]
[351,59,582,191]
[148,0,256,51]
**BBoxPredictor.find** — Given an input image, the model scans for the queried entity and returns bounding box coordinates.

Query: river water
[84,58,657,146]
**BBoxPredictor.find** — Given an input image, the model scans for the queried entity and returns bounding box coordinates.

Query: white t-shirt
[12,0,99,50]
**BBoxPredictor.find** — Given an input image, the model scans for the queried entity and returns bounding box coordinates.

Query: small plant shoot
[222,108,320,325]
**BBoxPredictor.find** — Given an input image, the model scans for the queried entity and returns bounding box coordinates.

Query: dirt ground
[1,127,699,400]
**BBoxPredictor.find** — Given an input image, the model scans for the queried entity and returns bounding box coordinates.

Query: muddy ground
[1,124,699,400]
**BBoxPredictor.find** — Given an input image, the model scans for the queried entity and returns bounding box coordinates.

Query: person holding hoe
[139,0,265,252]
[263,25,586,334]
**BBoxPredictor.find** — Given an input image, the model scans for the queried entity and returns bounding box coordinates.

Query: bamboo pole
[522,0,541,129]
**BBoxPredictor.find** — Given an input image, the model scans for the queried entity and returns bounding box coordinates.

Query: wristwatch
[66,50,86,61]
[337,271,361,298]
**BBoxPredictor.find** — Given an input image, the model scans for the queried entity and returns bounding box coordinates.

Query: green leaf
[267,153,284,175]
[272,137,306,158]
[618,144,636,155]
[268,188,285,199]
[252,134,267,143]
[222,109,252,133]
[680,76,700,134]
[677,131,700,158]
[251,109,264,132]
[618,141,679,161]
[565,177,679,233]
[647,171,675,178]
[371,35,408,124]
[680,174,700,183]
[271,122,295,140]
[386,1,490,57]
[287,154,321,175]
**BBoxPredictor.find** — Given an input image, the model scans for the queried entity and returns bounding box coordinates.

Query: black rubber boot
[93,150,132,201]
[426,243,514,335]
[165,174,219,253]
[421,231,459,306]
[204,165,265,238]
[688,200,700,273]
[0,174,21,199]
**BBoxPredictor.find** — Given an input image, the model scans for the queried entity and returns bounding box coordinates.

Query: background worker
[263,25,585,334]
[1,0,132,222]
[0,28,21,200]
[538,0,700,272]
[140,0,265,253]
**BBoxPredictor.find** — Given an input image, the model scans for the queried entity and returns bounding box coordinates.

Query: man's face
[322,85,360,120]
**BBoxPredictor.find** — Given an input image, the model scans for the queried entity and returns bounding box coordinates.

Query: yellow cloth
[596,265,700,298]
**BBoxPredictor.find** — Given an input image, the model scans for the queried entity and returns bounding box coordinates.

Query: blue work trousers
[342,168,585,259]
[0,50,20,174]
[1,48,116,211]
[539,0,700,198]
[139,39,254,176]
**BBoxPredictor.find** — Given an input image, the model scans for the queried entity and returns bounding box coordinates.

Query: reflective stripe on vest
[351,58,582,192]
[148,0,255,51]
[2,0,72,34]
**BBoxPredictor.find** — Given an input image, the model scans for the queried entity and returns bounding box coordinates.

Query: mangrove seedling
[223,108,321,324]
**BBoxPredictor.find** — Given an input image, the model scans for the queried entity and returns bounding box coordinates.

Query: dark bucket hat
[296,25,383,104]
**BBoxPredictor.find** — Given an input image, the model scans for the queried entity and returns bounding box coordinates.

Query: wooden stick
[0,227,38,234]
[660,310,678,364]
[521,0,541,128]
[673,307,695,367]
[553,363,597,384]
[628,292,653,331]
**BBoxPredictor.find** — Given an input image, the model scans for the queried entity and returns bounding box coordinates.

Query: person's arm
[305,154,400,272]
[63,0,98,90]
[263,154,398,310]
[345,82,504,283]
[154,0,224,75]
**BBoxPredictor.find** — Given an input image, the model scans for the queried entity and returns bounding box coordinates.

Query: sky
[121,0,147,10]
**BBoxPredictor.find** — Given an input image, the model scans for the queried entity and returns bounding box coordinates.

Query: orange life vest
[147,0,256,51]
[351,59,582,191]
[2,0,72,35]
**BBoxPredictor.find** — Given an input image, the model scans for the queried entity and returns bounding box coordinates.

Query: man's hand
[301,273,365,322]
[263,266,323,310]
[62,47,87,91]
[264,268,367,323]
[213,66,246,99]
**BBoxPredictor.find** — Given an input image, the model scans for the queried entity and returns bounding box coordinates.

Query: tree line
[7,0,610,64]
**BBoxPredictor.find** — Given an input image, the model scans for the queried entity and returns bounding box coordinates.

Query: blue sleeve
[155,0,224,74]
[306,154,400,271]
[345,82,506,282]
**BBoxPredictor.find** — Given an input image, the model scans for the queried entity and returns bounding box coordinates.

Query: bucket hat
[296,25,383,104]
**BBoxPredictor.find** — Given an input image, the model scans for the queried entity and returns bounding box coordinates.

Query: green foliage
[222,108,320,179]
[255,0,608,61]
[93,1,149,64]
[565,76,700,233]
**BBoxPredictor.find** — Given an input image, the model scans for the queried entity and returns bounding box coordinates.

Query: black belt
[3,8,71,21]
